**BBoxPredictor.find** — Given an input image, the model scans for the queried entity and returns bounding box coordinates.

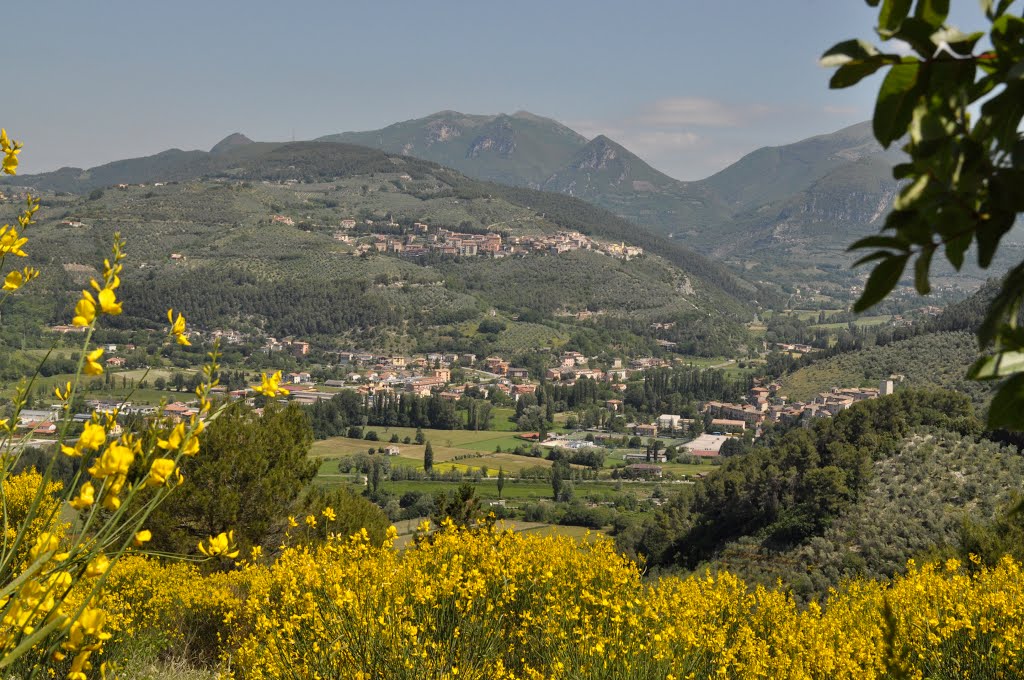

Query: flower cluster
[0,129,21,174]
[252,369,288,398]
[0,194,39,297]
[0,131,232,677]
[48,522,1024,679]
[71,237,125,331]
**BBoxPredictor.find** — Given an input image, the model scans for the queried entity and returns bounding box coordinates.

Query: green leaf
[969,351,1024,380]
[914,246,933,295]
[995,0,1017,20]
[879,0,913,34]
[979,264,1024,347]
[976,212,1013,268]
[820,39,880,67]
[944,232,971,270]
[915,0,949,27]
[854,253,909,312]
[892,162,916,179]
[852,250,894,267]
[981,86,1024,150]
[910,101,955,145]
[932,27,986,53]
[895,17,944,54]
[893,174,929,211]
[830,59,888,88]
[986,374,1024,429]
[873,63,920,146]
[1009,60,1024,80]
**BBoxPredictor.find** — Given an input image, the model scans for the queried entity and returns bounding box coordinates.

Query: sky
[2,1,988,180]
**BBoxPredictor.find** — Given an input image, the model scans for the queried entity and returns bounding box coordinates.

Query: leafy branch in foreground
[822,0,1024,427]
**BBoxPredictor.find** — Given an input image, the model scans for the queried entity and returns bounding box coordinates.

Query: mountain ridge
[315,113,901,266]
[5,136,772,355]
[2,112,914,301]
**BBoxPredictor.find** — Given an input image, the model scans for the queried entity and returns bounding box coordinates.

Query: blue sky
[4,1,987,180]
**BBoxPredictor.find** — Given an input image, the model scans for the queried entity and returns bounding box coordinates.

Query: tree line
[620,389,982,569]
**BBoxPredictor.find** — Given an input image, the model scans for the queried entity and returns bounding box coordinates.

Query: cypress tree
[424,440,434,473]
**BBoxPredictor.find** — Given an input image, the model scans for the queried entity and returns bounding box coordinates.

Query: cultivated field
[310,428,555,479]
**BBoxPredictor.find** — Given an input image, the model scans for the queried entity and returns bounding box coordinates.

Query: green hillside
[707,431,1024,597]
[698,121,898,210]
[779,331,992,410]
[4,143,763,356]
[11,114,978,307]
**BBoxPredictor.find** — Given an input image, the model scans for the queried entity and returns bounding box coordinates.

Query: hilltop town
[329,218,644,261]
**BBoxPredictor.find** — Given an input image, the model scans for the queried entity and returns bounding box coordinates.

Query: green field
[674,356,733,368]
[311,429,555,478]
[316,475,676,504]
[809,314,891,331]
[389,518,603,549]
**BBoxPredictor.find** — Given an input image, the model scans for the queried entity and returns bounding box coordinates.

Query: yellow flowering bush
[69,522,1024,679]
[0,131,232,678]
[1,469,68,570]
[216,524,1024,680]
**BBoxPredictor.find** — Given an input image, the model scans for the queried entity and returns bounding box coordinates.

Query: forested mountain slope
[778,331,992,410]
[3,143,765,356]
[704,432,1024,598]
[620,390,1015,600]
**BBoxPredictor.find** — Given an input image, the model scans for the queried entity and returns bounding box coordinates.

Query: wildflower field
[78,521,1023,679]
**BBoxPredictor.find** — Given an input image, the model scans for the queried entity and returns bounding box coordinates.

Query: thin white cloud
[823,105,860,115]
[634,97,773,128]
[565,97,773,179]
[566,121,702,154]
[565,96,853,180]
[625,130,701,151]
[566,119,617,141]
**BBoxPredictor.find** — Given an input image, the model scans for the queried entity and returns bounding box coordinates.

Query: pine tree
[497,466,505,500]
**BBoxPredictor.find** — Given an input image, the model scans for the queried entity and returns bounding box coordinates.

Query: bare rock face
[570,136,619,170]
[425,119,462,146]
[467,121,516,158]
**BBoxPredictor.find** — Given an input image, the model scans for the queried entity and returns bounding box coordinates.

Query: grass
[674,356,733,368]
[3,373,188,405]
[318,476,671,503]
[310,431,557,478]
[809,314,891,331]
[661,461,717,475]
[389,519,603,549]
[311,428,713,483]
[489,407,518,431]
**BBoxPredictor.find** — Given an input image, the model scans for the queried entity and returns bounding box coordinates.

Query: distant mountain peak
[586,134,627,151]
[565,135,643,172]
[210,133,254,154]
[427,109,464,118]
